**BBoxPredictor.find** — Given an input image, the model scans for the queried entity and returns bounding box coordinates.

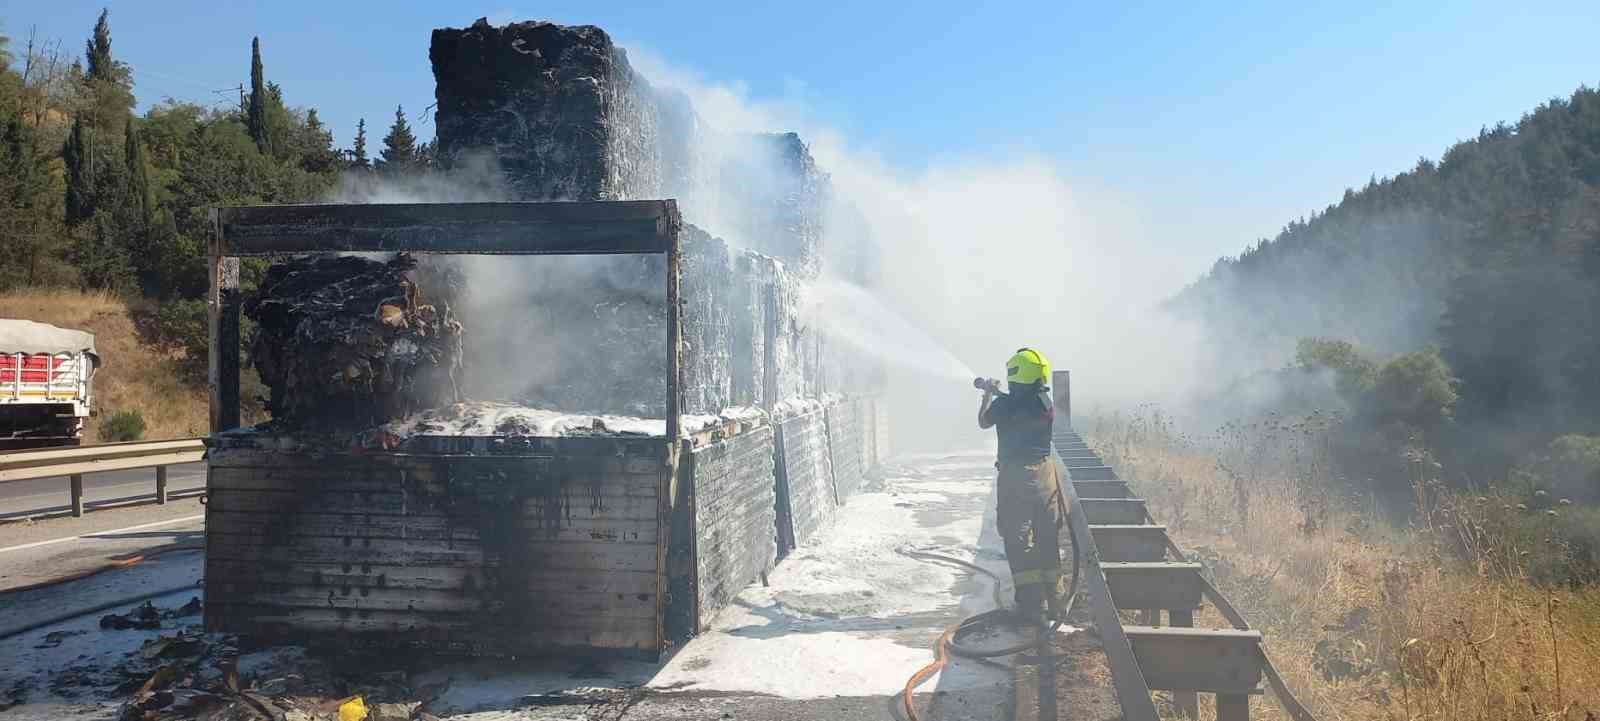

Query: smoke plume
[632,53,1209,450]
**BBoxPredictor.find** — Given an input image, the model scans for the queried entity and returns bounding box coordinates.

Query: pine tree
[63,117,93,225]
[350,118,370,169]
[377,105,417,176]
[247,37,270,154]
[298,108,338,174]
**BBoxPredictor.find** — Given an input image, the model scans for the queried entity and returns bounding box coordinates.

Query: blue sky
[5,1,1599,282]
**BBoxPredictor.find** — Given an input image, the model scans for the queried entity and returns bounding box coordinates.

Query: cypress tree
[85,10,114,82]
[1,118,40,205]
[79,8,134,140]
[247,37,270,154]
[124,120,152,232]
[63,117,94,226]
[1,115,55,287]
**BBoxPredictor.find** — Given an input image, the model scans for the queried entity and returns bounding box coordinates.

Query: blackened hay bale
[246,254,463,431]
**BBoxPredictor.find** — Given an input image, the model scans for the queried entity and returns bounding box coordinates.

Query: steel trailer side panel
[874,400,890,463]
[203,438,668,656]
[857,398,875,470]
[776,411,836,548]
[826,401,865,501]
[688,426,778,630]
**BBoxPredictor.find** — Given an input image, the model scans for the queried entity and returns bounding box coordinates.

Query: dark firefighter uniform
[979,348,1065,622]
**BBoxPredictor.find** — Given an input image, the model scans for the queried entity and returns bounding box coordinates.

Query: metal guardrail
[0,438,206,517]
[1053,422,1318,721]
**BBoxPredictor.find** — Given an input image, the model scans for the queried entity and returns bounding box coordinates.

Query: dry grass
[1088,411,1600,721]
[0,288,209,442]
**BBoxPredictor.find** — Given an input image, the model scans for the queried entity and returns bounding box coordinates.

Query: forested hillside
[1174,85,1600,491]
[0,11,428,298]
[0,11,434,436]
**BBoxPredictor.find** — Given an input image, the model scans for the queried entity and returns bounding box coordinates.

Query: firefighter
[977,348,1065,624]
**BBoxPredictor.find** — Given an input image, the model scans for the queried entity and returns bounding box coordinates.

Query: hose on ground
[899,494,1082,721]
[0,583,201,642]
[0,544,204,596]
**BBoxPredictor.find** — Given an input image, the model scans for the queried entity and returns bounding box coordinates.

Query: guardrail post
[1171,608,1199,718]
[70,473,84,517]
[1051,370,1071,429]
[156,465,169,504]
[1217,693,1249,721]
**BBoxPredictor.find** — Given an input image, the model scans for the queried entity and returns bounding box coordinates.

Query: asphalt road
[0,462,206,520]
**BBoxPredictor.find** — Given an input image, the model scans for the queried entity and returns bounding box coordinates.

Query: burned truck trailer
[203,17,890,657]
[202,200,693,656]
[201,201,886,656]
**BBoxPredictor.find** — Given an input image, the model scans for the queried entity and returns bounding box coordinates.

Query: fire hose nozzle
[973,377,1002,393]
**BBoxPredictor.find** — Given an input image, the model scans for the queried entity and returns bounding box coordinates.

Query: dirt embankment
[0,289,208,442]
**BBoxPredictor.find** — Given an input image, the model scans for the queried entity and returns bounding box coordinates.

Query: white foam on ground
[647,459,1012,698]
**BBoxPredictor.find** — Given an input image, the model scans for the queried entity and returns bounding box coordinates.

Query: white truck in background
[0,320,99,450]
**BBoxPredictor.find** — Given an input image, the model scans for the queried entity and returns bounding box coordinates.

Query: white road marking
[0,514,205,554]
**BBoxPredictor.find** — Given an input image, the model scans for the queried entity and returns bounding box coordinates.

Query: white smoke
[324,153,668,414]
[631,52,1210,448]
[319,42,1218,445]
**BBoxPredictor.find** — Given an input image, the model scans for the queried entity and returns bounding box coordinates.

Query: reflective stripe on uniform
[1012,568,1061,587]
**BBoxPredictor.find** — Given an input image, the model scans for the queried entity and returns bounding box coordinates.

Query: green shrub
[1369,347,1458,429]
[146,297,258,386]
[1513,434,1600,503]
[1294,337,1378,396]
[99,409,147,442]
[147,299,210,381]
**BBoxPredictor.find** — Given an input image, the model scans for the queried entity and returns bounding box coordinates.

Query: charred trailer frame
[203,201,690,657]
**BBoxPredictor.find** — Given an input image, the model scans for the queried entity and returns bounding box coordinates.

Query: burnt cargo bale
[726,248,812,410]
[430,19,663,201]
[430,18,827,272]
[774,267,820,403]
[711,132,825,277]
[245,254,463,431]
[429,18,831,419]
[679,226,734,415]
[682,230,819,414]
[202,432,671,657]
[683,426,777,631]
[774,409,835,555]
